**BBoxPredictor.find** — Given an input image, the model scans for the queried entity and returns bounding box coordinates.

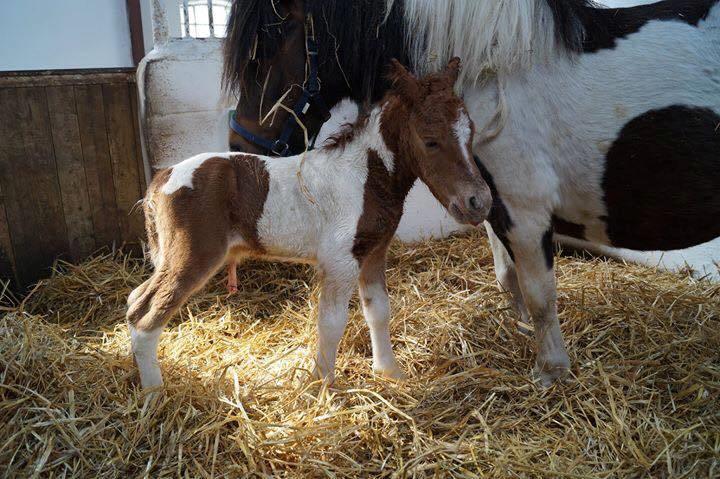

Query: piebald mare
[223,0,720,386]
[127,59,491,389]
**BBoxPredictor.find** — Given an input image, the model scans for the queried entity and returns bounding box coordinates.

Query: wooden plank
[0,87,68,287]
[0,69,136,88]
[46,86,96,260]
[129,84,148,196]
[102,83,145,247]
[0,182,17,288]
[75,85,121,249]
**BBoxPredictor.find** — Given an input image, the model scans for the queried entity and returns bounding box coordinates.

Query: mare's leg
[358,245,404,379]
[127,239,227,389]
[314,262,358,384]
[506,212,570,387]
[485,222,531,332]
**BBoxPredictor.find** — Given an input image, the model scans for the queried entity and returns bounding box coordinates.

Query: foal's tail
[143,196,160,267]
[141,169,170,269]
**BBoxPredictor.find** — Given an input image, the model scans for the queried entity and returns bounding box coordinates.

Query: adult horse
[223,0,720,386]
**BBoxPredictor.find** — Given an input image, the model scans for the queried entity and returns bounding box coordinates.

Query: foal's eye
[425,140,439,148]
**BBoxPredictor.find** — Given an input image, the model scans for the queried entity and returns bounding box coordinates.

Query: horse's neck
[312,104,416,199]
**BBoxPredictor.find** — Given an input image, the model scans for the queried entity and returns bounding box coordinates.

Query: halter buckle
[271,140,290,156]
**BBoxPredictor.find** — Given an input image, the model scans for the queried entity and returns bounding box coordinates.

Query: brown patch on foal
[129,154,270,331]
[352,149,415,262]
[228,154,270,252]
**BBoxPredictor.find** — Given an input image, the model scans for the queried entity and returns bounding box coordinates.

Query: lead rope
[296,13,318,206]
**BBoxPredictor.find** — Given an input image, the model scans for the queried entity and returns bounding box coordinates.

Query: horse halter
[230,15,331,157]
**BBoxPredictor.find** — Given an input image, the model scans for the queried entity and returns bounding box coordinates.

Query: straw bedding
[1,231,718,478]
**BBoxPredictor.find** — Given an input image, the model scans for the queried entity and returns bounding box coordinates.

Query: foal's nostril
[469,196,480,210]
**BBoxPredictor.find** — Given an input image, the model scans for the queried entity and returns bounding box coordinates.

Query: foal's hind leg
[485,222,531,334]
[126,243,227,388]
[314,262,358,384]
[358,245,405,380]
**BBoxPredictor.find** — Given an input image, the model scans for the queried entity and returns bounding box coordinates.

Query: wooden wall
[0,69,147,290]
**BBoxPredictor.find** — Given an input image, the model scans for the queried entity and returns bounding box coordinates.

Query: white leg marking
[129,324,164,389]
[360,281,404,379]
[315,274,356,384]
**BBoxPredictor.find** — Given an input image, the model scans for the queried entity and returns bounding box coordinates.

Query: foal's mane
[222,0,409,101]
[322,112,371,151]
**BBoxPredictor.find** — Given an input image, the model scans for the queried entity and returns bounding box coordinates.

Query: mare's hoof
[515,320,533,336]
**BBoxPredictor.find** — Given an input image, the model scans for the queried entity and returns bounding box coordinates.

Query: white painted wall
[0,0,134,71]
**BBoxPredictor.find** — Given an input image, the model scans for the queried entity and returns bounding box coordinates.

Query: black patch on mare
[474,155,515,260]
[552,215,586,240]
[602,105,720,251]
[542,227,555,269]
[550,0,719,54]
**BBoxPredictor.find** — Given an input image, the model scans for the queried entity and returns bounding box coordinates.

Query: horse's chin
[449,205,485,227]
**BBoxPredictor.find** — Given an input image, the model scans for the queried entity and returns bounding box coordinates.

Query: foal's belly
[558,105,720,252]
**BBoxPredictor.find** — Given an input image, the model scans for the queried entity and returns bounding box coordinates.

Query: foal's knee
[361,283,390,324]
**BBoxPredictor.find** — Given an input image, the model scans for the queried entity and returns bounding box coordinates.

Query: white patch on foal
[316,98,360,146]
[128,324,163,388]
[453,109,473,163]
[161,152,230,195]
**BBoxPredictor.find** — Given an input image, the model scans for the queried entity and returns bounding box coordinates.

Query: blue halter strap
[230,20,330,157]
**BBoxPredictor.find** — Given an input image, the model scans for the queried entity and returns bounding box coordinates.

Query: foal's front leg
[507,212,570,387]
[359,246,405,380]
[314,264,358,384]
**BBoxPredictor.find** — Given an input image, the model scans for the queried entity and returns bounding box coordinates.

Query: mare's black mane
[223,0,409,103]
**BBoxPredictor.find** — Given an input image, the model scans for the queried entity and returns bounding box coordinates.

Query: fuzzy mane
[222,0,409,101]
[322,112,372,151]
[394,0,599,84]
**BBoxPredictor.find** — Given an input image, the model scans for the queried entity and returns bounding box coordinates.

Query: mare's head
[223,0,407,155]
[382,58,491,226]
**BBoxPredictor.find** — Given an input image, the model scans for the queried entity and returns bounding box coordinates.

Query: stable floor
[1,231,717,477]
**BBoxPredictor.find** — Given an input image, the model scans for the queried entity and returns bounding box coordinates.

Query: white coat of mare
[385,0,720,385]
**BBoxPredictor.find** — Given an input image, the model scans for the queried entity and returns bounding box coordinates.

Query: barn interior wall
[0,0,135,71]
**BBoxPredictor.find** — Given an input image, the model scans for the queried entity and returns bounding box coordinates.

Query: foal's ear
[387,59,420,102]
[444,57,461,86]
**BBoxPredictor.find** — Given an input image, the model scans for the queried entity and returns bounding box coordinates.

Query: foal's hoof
[226,283,238,294]
[311,366,336,386]
[374,364,407,381]
[532,360,571,389]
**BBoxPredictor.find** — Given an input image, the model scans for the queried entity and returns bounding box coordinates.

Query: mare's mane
[222,0,409,101]
[224,1,599,101]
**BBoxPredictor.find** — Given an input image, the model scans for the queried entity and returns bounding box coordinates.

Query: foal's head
[382,58,491,226]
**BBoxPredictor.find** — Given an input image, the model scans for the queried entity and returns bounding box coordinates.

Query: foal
[126,58,491,389]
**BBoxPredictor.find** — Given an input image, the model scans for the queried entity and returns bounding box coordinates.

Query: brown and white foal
[127,58,491,389]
